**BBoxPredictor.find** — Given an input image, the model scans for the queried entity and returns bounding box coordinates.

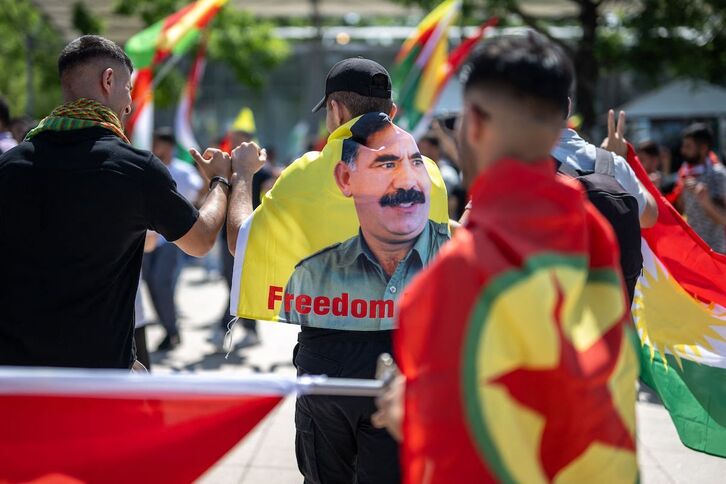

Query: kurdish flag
[626,144,726,457]
[393,1,496,135]
[125,0,227,149]
[393,0,460,133]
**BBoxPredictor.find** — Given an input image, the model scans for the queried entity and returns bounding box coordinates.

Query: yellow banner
[230,113,450,328]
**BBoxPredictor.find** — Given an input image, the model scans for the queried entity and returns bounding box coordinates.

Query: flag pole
[295,375,384,397]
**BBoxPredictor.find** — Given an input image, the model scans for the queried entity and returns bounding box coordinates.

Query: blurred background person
[637,140,664,191]
[675,123,726,253]
[9,116,35,144]
[0,96,17,155]
[418,123,466,220]
[143,127,204,351]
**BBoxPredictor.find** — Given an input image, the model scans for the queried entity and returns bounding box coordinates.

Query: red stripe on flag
[394,24,438,64]
[125,67,154,138]
[0,394,281,483]
[625,144,726,306]
[432,17,498,102]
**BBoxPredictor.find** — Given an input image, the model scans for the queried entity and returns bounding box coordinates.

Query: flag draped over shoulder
[230,114,449,322]
[395,159,638,482]
[125,0,227,149]
[392,0,496,135]
[0,369,287,483]
[625,144,726,457]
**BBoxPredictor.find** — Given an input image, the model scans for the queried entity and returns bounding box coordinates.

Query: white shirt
[168,158,203,203]
[551,129,648,216]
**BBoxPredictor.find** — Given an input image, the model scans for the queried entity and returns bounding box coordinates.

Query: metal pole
[295,375,385,397]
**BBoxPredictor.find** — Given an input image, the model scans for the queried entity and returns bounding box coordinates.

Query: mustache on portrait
[379,188,426,207]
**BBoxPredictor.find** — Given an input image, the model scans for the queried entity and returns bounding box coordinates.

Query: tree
[624,0,726,83]
[395,0,726,137]
[72,1,105,35]
[0,0,65,118]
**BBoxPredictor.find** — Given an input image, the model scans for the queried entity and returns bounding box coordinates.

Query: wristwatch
[209,176,231,191]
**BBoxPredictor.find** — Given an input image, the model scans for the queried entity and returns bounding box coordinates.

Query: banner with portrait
[230,113,450,329]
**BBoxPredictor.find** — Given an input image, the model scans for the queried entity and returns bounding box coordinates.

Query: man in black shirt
[0,35,262,369]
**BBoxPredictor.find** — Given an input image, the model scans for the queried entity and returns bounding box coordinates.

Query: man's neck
[361,229,419,278]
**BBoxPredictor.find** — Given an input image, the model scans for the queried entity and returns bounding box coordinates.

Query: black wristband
[209,176,231,191]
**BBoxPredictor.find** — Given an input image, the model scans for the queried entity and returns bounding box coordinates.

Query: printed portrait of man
[279,112,449,329]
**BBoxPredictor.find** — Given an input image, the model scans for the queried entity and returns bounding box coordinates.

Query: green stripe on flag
[639,345,726,457]
[126,20,164,69]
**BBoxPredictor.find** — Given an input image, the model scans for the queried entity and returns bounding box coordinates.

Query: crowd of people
[0,29,725,483]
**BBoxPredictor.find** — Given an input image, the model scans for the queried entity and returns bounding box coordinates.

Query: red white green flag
[392,0,496,135]
[625,144,726,457]
[124,0,227,149]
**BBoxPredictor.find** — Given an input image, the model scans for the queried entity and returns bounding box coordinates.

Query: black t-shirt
[0,127,199,369]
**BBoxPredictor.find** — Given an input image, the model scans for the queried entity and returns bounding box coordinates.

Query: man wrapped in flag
[374,34,639,482]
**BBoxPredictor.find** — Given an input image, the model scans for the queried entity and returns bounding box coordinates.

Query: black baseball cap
[312,57,392,113]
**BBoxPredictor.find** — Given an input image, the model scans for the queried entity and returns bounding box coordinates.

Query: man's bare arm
[227,142,267,255]
[174,148,231,257]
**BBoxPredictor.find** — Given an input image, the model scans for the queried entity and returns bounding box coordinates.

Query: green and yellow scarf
[25,98,129,144]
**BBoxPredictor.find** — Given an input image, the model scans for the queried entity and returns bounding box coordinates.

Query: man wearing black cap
[226,58,414,484]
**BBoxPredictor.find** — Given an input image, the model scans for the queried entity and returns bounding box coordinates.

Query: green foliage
[207,8,290,90]
[72,1,105,35]
[114,0,179,27]
[114,1,289,90]
[0,0,64,118]
[153,68,186,109]
[624,0,726,83]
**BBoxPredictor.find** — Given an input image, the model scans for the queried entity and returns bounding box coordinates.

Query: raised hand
[190,147,232,182]
[231,141,267,178]
[600,109,628,158]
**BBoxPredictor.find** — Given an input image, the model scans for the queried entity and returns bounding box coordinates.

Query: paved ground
[143,263,726,483]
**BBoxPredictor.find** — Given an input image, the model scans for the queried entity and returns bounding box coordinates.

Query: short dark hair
[341,112,392,165]
[682,123,713,149]
[461,32,573,117]
[328,91,393,119]
[153,127,176,145]
[58,35,133,77]
[637,140,660,158]
[0,96,9,126]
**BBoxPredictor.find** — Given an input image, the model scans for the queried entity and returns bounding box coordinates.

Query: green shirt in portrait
[283,220,449,330]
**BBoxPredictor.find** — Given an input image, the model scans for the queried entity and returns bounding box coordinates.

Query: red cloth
[626,144,726,305]
[0,393,281,483]
[395,158,632,483]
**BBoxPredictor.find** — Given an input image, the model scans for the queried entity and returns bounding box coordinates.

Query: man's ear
[465,106,483,150]
[101,67,114,96]
[331,99,352,125]
[389,103,398,120]
[334,161,354,197]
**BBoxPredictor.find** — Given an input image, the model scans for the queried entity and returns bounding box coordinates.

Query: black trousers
[293,328,400,484]
[220,229,257,333]
[133,326,151,371]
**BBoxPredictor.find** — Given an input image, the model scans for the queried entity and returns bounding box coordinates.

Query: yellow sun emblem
[633,253,726,369]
